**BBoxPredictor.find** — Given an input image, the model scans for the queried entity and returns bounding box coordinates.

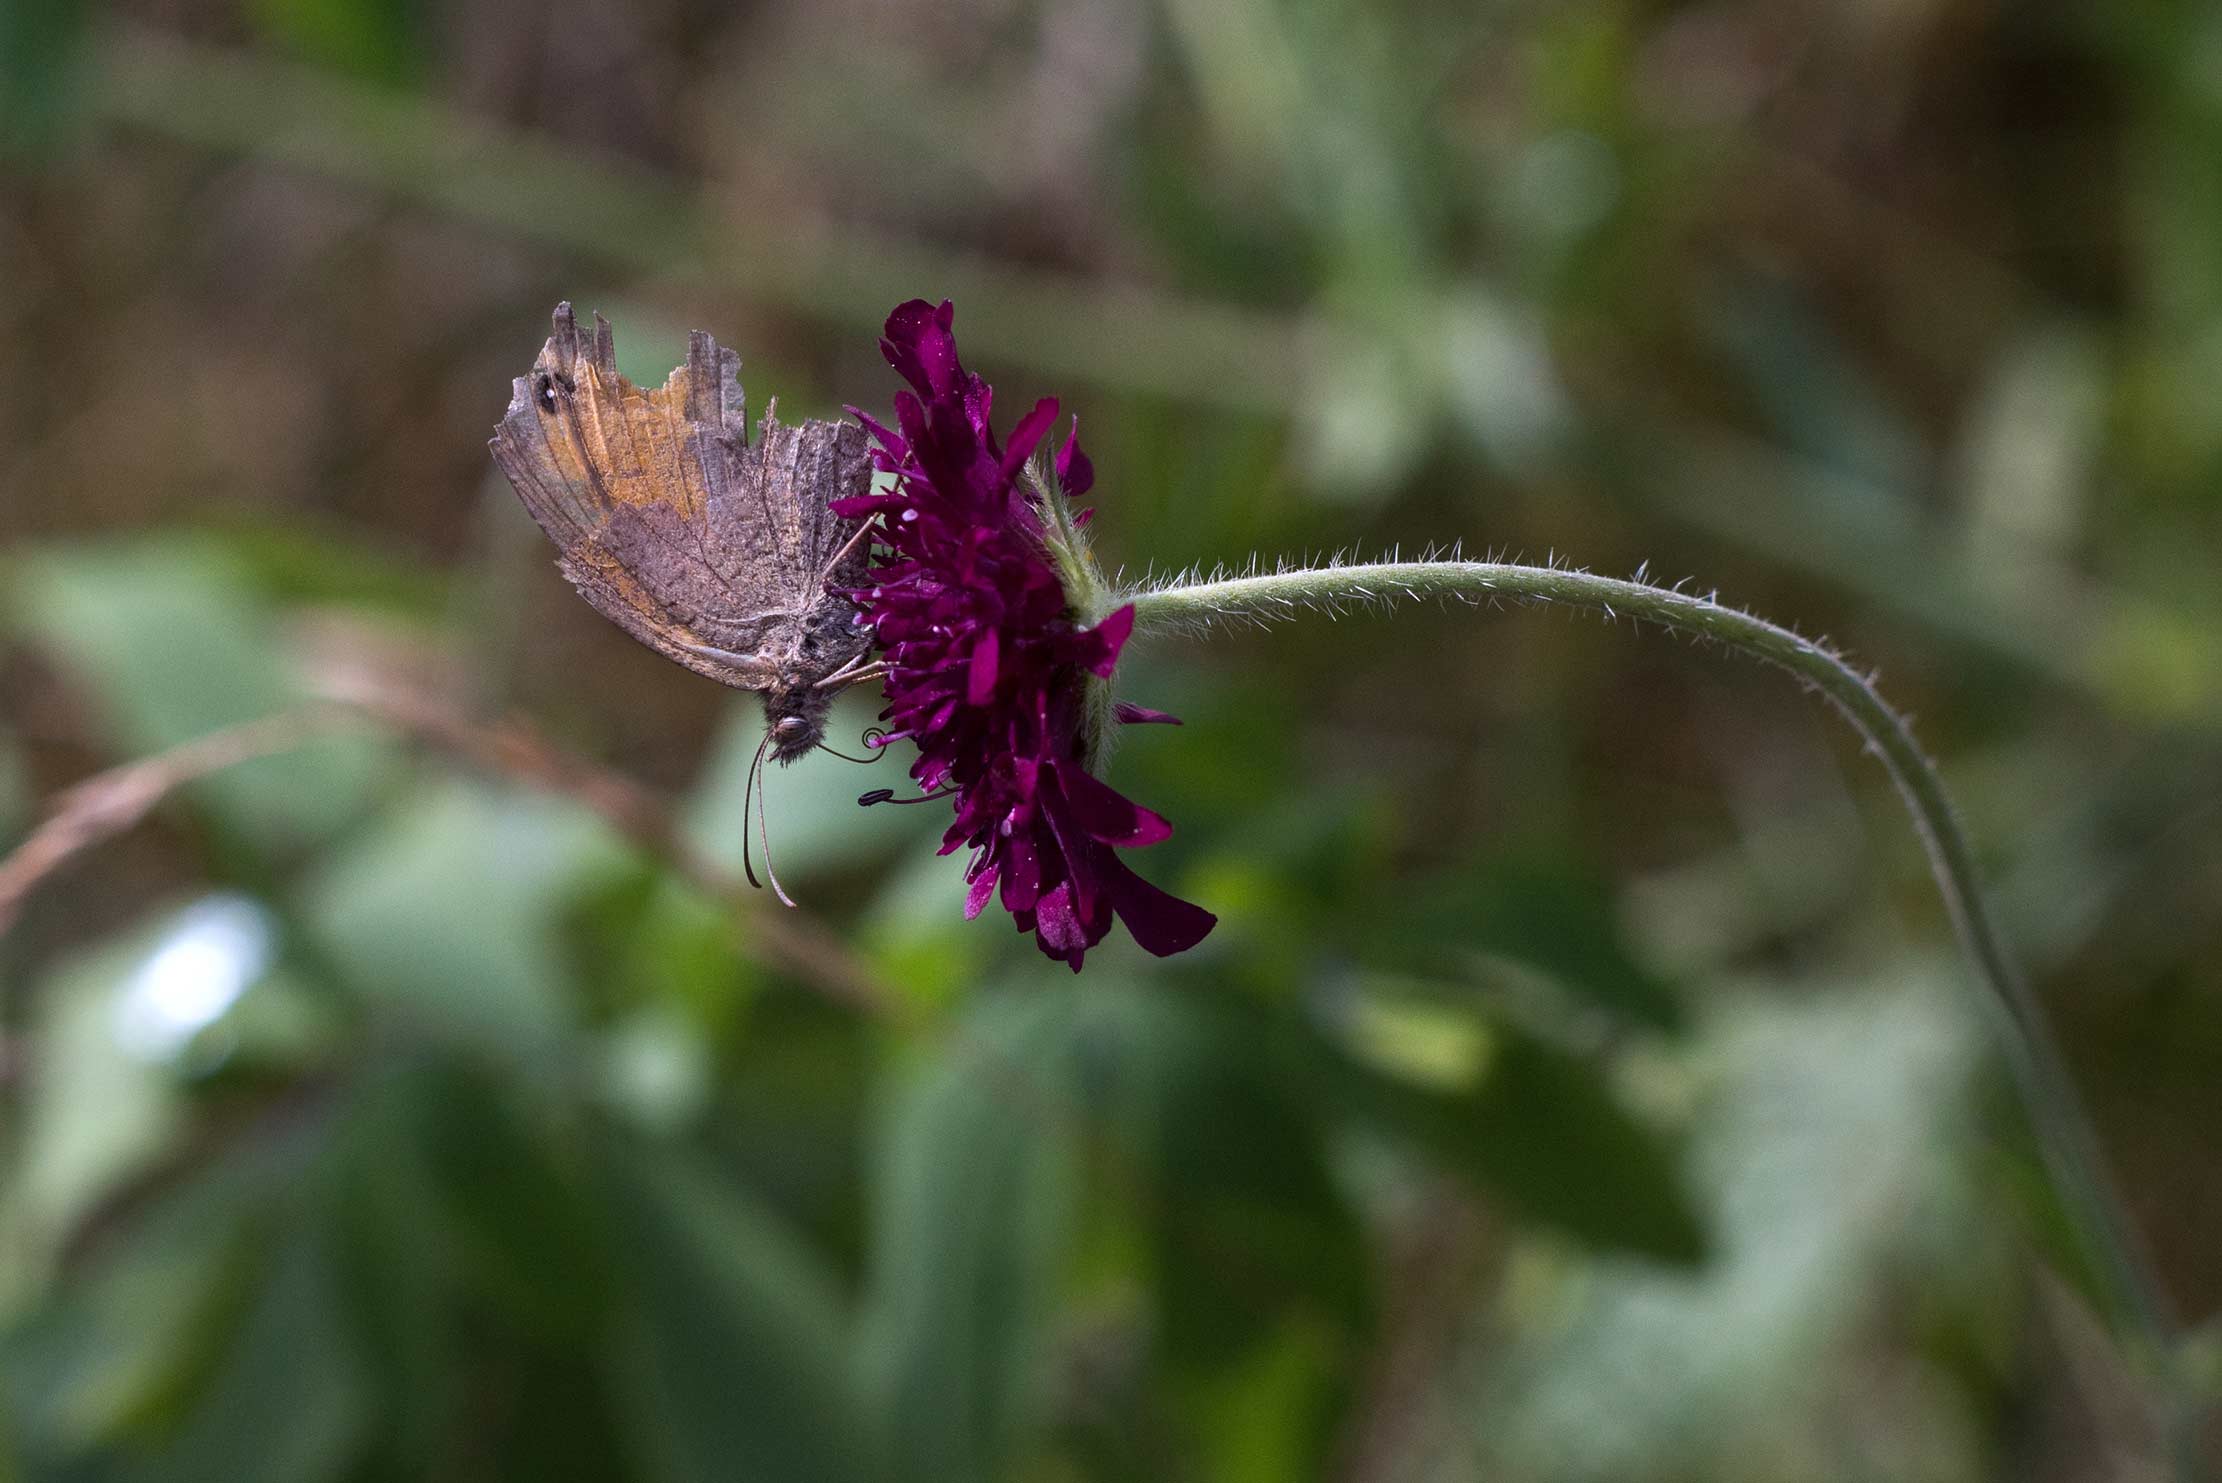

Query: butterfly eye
[773,717,811,743]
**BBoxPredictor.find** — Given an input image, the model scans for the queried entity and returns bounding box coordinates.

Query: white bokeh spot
[110,894,273,1063]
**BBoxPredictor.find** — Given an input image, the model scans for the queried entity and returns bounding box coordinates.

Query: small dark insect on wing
[487,304,874,704]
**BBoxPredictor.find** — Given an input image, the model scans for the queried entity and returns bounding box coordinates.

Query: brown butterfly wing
[488,303,870,692]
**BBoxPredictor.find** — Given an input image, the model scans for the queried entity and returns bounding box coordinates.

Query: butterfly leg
[814,655,891,690]
[817,513,884,589]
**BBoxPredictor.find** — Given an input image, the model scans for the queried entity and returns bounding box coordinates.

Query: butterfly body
[490,304,873,762]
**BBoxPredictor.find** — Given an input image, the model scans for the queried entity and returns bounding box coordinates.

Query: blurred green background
[3,1,2220,1478]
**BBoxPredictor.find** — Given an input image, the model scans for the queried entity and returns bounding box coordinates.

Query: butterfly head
[764,685,837,764]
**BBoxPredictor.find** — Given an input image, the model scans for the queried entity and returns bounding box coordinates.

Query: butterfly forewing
[489,303,873,697]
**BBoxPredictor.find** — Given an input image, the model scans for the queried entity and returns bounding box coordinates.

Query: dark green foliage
[0,0,89,158]
[859,991,1083,1481]
[1332,1025,1705,1267]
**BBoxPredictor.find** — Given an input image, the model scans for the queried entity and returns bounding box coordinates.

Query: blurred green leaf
[859,983,1366,1478]
[1373,854,1686,1034]
[400,1058,611,1339]
[1079,987,1369,1369]
[1330,1012,1705,1265]
[1091,407,1294,587]
[857,845,993,1009]
[1957,324,2102,566]
[5,540,389,859]
[1072,986,1365,1482]
[594,1003,714,1134]
[208,966,343,1076]
[318,1059,636,1478]
[859,991,1084,1483]
[297,780,628,1055]
[1704,272,1925,494]
[14,910,199,1257]
[3,1153,270,1454]
[0,0,89,157]
[1299,332,1433,496]
[1479,980,1988,1479]
[708,988,877,1259]
[201,520,453,618]
[2183,1316,2222,1405]
[565,864,762,1034]
[603,1141,879,1483]
[109,1221,369,1483]
[0,727,26,845]
[247,0,420,85]
[316,1067,464,1474]
[1187,1320,1344,1483]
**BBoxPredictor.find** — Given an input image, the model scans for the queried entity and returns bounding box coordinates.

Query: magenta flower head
[834,300,1215,971]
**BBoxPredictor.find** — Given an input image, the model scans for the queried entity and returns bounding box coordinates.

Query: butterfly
[490,305,884,897]
[490,304,882,756]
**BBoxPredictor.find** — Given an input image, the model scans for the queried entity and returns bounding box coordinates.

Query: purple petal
[829,493,906,520]
[916,398,987,511]
[1033,880,1088,965]
[1105,858,1218,957]
[966,626,999,706]
[1054,762,1173,847]
[1007,757,1039,818]
[1113,702,1182,726]
[964,865,998,919]
[1001,398,1060,481]
[1056,417,1094,498]
[1082,604,1134,677]
[882,299,963,398]
[1031,880,1084,951]
[998,830,1043,912]
[963,375,994,448]
[1034,785,1101,930]
[893,390,930,458]
[845,404,907,459]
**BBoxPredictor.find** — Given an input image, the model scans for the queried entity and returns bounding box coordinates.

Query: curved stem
[1127,560,2180,1372]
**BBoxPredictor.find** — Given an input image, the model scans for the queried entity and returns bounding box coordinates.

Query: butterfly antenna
[754,740,798,908]
[741,730,771,892]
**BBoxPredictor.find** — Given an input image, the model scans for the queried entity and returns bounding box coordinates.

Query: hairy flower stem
[1126,559,2184,1390]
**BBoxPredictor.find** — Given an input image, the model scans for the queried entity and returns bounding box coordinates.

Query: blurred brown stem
[0,686,893,1015]
[0,709,337,937]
